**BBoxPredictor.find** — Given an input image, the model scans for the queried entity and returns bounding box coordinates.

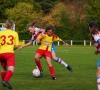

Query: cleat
[52,77,56,80]
[2,80,12,89]
[2,84,6,87]
[36,70,43,78]
[67,65,73,72]
[39,70,43,77]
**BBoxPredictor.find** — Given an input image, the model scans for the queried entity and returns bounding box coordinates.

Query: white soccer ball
[32,69,40,77]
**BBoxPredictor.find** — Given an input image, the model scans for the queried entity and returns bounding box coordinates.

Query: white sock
[56,58,68,67]
[97,77,100,90]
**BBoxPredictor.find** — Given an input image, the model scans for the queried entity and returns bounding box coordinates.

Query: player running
[89,21,100,90]
[18,21,72,72]
[0,20,19,89]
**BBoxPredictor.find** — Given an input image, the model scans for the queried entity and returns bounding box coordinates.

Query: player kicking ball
[18,21,72,73]
[35,25,72,80]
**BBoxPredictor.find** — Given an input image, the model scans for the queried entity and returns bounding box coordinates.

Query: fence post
[58,41,59,46]
[90,41,91,46]
[84,40,86,46]
[71,40,73,46]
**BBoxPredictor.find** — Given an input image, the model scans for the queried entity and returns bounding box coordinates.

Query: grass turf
[0,45,99,90]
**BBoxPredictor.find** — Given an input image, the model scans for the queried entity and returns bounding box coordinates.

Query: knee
[8,66,15,73]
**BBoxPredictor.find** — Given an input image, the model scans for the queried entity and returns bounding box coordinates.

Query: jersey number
[1,35,14,45]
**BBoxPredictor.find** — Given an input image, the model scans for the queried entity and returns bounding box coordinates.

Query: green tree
[35,0,60,13]
[5,2,43,39]
[0,0,16,22]
[86,0,100,28]
[0,0,36,22]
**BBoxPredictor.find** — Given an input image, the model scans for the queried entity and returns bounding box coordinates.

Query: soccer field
[0,45,99,90]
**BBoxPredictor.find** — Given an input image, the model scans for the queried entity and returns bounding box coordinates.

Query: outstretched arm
[18,40,33,50]
[61,40,69,47]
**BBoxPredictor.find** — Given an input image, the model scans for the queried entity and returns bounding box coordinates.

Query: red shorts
[0,53,15,68]
[36,49,52,58]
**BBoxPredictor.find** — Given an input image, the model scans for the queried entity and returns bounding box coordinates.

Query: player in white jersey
[89,21,100,54]
[18,21,72,73]
[89,21,100,90]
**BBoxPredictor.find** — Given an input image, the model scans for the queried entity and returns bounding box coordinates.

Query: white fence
[21,40,92,46]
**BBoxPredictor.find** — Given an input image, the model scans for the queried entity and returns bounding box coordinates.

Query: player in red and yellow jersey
[0,20,19,89]
[35,25,62,80]
[18,21,72,73]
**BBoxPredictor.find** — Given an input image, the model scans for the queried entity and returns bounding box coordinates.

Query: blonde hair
[4,20,14,29]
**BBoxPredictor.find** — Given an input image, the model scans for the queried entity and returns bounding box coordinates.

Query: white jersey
[92,31,100,42]
[31,27,41,41]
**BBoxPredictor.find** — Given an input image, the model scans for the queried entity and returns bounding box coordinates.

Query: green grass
[0,45,99,90]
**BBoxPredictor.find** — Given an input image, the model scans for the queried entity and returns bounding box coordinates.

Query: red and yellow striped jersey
[37,33,62,51]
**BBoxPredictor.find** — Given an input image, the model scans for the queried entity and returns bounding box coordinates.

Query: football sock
[35,59,43,71]
[49,66,55,77]
[4,70,13,82]
[1,72,6,80]
[56,58,68,67]
[97,77,100,90]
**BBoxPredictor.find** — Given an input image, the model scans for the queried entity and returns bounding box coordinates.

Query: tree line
[0,0,100,40]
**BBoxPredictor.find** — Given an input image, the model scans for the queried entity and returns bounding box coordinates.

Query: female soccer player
[89,21,100,90]
[0,20,19,89]
[18,21,72,72]
[35,25,64,80]
[89,21,100,54]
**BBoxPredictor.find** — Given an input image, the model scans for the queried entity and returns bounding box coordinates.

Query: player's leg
[34,49,43,77]
[45,56,56,80]
[96,60,100,90]
[45,50,56,80]
[51,43,72,72]
[1,53,15,89]
[52,52,72,72]
[0,59,7,82]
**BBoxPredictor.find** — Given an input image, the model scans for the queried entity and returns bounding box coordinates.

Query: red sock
[49,66,55,77]
[35,59,42,71]
[1,72,6,80]
[4,70,13,82]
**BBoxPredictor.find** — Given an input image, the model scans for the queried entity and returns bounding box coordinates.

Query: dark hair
[89,21,98,34]
[27,20,36,29]
[89,21,98,28]
[5,20,14,29]
[45,25,55,32]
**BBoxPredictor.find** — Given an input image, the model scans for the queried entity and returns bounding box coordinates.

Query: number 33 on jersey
[0,29,19,53]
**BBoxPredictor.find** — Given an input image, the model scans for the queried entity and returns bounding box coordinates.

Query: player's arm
[54,35,69,47]
[14,32,19,50]
[61,40,69,46]
[18,40,33,50]
[36,34,43,43]
[39,29,46,38]
[40,29,45,32]
[14,45,19,50]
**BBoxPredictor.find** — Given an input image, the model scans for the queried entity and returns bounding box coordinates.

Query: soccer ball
[32,69,40,77]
